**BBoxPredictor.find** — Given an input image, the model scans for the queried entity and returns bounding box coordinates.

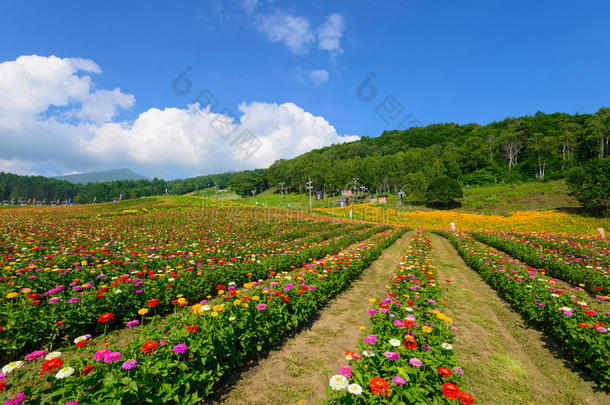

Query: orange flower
[186,325,199,333]
[437,366,452,378]
[459,391,475,404]
[369,376,390,397]
[140,340,159,354]
[81,365,94,375]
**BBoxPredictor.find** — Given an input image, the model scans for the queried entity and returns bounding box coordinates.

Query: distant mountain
[54,169,148,184]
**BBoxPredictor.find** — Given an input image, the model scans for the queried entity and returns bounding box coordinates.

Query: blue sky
[0,0,609,179]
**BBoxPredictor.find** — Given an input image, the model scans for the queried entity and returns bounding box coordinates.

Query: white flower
[55,367,75,379]
[2,360,24,374]
[168,278,175,282]
[201,305,211,311]
[389,339,401,347]
[114,289,122,294]
[559,307,573,312]
[362,350,375,357]
[74,336,88,344]
[347,383,363,395]
[550,293,559,298]
[229,316,236,321]
[441,343,453,350]
[329,374,349,390]
[228,282,236,286]
[45,351,62,360]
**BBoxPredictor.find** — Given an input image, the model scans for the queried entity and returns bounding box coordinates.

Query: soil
[217,231,414,405]
[429,233,609,405]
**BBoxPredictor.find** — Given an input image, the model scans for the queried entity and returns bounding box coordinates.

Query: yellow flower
[233,299,242,306]
[252,296,260,301]
[359,326,366,330]
[191,304,202,314]
[177,297,186,304]
[210,311,219,317]
[422,326,432,333]
[212,304,224,312]
[368,298,376,303]
[217,290,225,295]
[6,292,18,299]
[21,288,31,294]
[138,308,149,316]
[242,303,249,308]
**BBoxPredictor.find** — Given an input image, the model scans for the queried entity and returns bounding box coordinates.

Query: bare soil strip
[429,233,609,405]
[217,231,414,405]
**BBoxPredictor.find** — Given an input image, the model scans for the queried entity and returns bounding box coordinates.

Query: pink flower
[172,344,187,354]
[339,365,353,377]
[104,352,122,363]
[384,351,399,361]
[363,334,378,345]
[4,392,26,405]
[392,376,406,386]
[121,359,138,370]
[256,304,266,310]
[409,357,422,367]
[25,350,46,361]
[93,349,111,362]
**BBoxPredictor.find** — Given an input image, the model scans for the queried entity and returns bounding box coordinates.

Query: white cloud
[317,13,346,55]
[295,68,329,85]
[0,55,359,179]
[256,12,314,54]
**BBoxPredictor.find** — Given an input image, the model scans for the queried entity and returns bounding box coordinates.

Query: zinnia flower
[172,344,187,354]
[363,334,378,345]
[126,320,140,328]
[97,312,115,323]
[442,382,460,400]
[80,365,94,375]
[329,374,349,390]
[3,392,26,405]
[409,357,422,367]
[369,376,390,397]
[459,391,475,404]
[437,366,452,377]
[256,303,266,310]
[55,367,75,379]
[25,350,46,361]
[40,358,63,374]
[2,361,24,374]
[389,338,401,347]
[347,383,362,395]
[339,365,353,377]
[403,335,417,349]
[122,359,138,370]
[93,349,111,362]
[45,351,62,360]
[141,340,159,354]
[103,352,122,363]
[384,351,399,361]
[391,376,406,386]
[441,343,453,350]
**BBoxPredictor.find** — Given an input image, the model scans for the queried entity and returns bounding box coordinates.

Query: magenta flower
[121,359,138,370]
[256,303,267,310]
[25,350,46,361]
[339,365,353,377]
[384,351,399,361]
[125,320,140,328]
[409,357,422,367]
[391,376,406,386]
[63,402,79,405]
[363,334,378,345]
[172,344,187,354]
[104,352,122,363]
[93,349,111,362]
[4,392,26,405]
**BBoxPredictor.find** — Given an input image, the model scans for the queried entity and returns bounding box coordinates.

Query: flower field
[471,230,609,295]
[0,204,407,404]
[326,230,474,404]
[437,230,610,388]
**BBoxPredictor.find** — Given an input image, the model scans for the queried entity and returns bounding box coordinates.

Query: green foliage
[566,158,610,216]
[425,176,463,206]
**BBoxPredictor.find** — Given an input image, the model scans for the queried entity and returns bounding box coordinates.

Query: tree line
[1,108,608,204]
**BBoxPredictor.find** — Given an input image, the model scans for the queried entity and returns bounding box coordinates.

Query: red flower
[437,366,452,378]
[76,340,88,348]
[40,358,63,374]
[0,380,6,392]
[0,326,2,332]
[97,312,115,323]
[584,310,597,316]
[578,322,590,328]
[148,298,159,307]
[442,382,460,400]
[81,365,94,375]
[281,296,290,302]
[56,320,64,326]
[459,391,475,404]
[186,325,199,333]
[216,284,225,290]
[141,340,159,354]
[403,335,417,350]
[369,376,390,397]
[402,319,415,329]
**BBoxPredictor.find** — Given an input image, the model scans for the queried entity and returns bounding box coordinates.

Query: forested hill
[261,108,609,198]
[1,108,608,203]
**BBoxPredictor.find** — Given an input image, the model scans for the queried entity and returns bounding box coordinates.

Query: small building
[343,189,353,196]
[316,190,324,200]
[337,197,349,207]
[377,195,388,204]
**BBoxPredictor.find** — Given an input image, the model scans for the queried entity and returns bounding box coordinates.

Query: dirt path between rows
[429,233,609,405]
[217,231,414,405]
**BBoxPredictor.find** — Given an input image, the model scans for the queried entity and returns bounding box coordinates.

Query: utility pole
[360,185,367,196]
[306,178,313,211]
[278,182,285,205]
[214,182,219,201]
[352,177,358,195]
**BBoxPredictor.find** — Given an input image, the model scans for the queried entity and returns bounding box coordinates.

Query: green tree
[425,176,463,207]
[566,158,610,216]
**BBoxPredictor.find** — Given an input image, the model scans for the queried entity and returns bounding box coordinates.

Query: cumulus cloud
[0,55,359,179]
[317,13,346,55]
[256,12,314,54]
